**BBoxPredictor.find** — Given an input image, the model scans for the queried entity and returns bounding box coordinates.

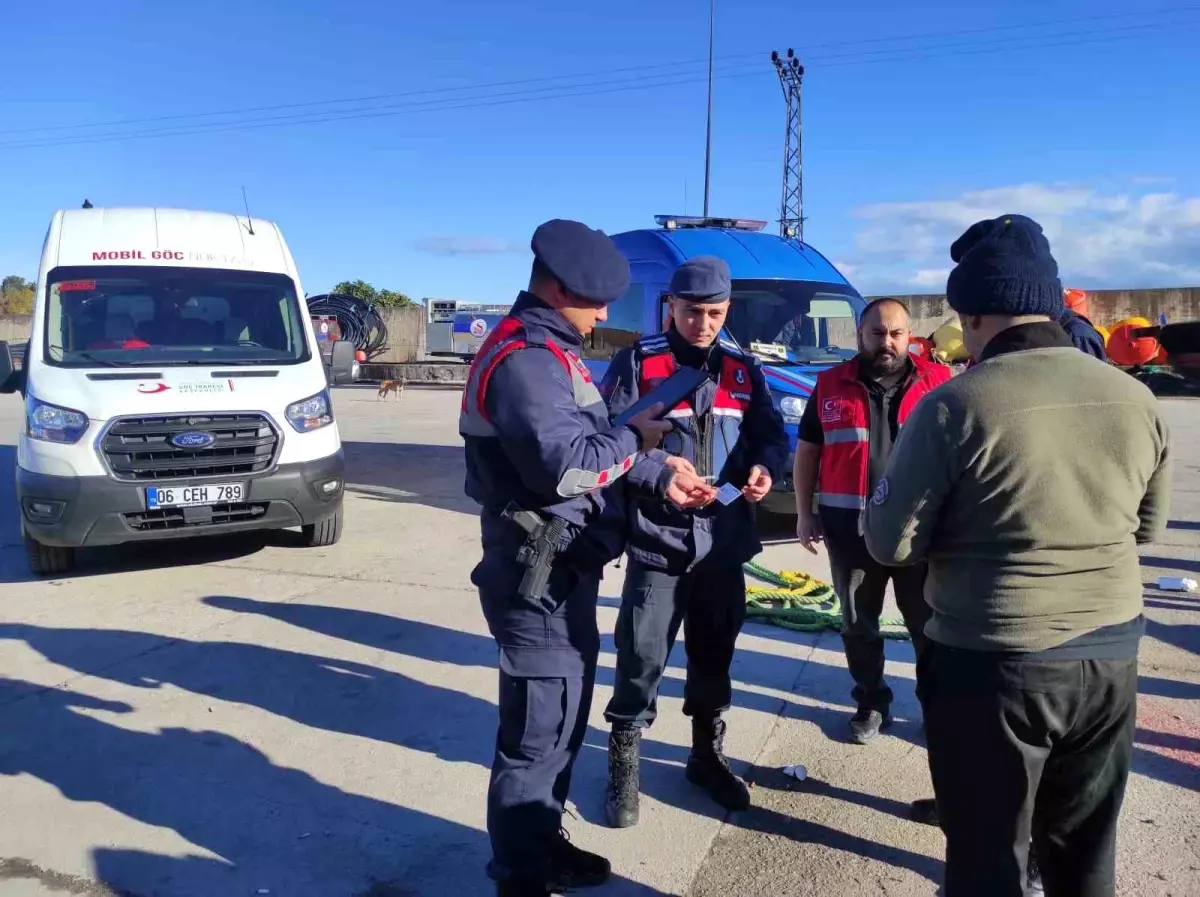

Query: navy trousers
[474,553,601,884]
[604,557,747,730]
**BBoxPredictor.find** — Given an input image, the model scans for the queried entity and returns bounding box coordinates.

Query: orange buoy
[908,336,934,359]
[1106,321,1160,366]
[1151,344,1170,366]
[1063,287,1090,319]
[355,350,367,363]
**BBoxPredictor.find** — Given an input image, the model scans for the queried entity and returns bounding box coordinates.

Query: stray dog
[377,378,407,400]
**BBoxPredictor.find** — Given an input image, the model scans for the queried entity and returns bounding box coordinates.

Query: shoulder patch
[871,477,889,506]
[636,336,671,357]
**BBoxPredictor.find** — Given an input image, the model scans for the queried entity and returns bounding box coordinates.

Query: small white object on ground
[1157,576,1198,592]
[782,764,808,781]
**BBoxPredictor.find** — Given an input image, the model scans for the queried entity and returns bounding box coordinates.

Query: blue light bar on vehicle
[654,215,768,233]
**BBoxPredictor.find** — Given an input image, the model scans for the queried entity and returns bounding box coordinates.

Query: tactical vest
[815,356,951,510]
[459,315,636,497]
[634,334,752,481]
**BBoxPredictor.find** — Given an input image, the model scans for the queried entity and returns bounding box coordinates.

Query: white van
[0,206,356,576]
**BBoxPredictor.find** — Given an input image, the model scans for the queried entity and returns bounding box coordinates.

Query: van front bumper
[17,450,345,548]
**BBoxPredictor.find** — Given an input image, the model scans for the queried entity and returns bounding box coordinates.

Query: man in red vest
[793,297,952,744]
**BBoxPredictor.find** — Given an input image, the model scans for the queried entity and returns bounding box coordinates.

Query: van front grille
[123,502,269,531]
[101,413,278,482]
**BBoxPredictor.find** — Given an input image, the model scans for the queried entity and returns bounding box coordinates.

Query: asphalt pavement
[0,387,1196,897]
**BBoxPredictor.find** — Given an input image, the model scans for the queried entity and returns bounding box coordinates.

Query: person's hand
[628,403,671,450]
[796,512,823,554]
[666,468,718,509]
[663,455,698,475]
[742,465,772,503]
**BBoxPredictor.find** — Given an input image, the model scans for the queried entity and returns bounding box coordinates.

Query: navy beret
[668,255,731,303]
[530,218,630,305]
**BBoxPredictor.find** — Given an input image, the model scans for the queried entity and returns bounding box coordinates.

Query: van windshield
[724,279,862,364]
[43,265,310,368]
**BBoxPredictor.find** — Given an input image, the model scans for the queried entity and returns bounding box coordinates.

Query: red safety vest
[459,315,636,494]
[637,344,753,421]
[814,356,951,511]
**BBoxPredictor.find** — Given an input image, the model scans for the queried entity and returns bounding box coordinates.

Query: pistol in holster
[501,502,569,601]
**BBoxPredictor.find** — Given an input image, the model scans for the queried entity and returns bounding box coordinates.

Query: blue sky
[2,0,1199,303]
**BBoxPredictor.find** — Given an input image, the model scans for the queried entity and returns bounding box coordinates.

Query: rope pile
[305,293,390,360]
[743,561,911,638]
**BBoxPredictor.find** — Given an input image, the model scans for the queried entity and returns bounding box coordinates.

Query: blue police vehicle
[584,215,867,514]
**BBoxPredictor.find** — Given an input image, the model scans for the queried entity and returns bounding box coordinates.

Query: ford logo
[171,431,216,449]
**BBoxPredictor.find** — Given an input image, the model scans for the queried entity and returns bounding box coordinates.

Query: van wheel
[25,533,76,576]
[302,510,342,547]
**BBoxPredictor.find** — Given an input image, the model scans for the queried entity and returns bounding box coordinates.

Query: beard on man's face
[860,345,906,377]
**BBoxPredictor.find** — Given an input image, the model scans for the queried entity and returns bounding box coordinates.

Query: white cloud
[841,182,1200,293]
[908,268,952,288]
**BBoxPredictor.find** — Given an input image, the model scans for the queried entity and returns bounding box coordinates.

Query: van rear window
[42,265,310,368]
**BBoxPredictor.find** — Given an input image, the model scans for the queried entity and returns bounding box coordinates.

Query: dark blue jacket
[461,292,671,574]
[1059,308,1108,361]
[601,327,789,573]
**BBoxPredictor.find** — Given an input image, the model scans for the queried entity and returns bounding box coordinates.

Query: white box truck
[0,206,356,576]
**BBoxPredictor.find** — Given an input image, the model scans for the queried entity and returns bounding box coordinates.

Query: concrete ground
[0,387,1196,897]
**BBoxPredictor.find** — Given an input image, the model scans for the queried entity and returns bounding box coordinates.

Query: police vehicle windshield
[43,265,311,368]
[723,279,860,364]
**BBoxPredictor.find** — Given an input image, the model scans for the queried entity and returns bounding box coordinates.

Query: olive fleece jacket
[863,324,1172,654]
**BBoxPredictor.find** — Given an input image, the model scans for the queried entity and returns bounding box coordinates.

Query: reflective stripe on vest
[815,358,947,508]
[459,315,636,498]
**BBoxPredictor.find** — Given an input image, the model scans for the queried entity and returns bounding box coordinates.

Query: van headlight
[27,397,90,444]
[775,395,806,424]
[286,389,334,432]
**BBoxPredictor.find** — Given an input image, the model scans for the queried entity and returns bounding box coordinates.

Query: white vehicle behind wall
[0,206,357,576]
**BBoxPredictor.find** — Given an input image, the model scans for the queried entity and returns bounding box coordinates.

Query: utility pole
[772,48,805,240]
[703,0,715,217]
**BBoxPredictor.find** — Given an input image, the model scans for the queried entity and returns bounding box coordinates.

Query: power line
[2,5,1195,140]
[1,17,1195,151]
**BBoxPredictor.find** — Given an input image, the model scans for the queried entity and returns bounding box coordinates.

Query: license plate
[146,483,244,509]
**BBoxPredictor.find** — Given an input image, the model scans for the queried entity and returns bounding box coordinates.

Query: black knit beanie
[946,214,1064,318]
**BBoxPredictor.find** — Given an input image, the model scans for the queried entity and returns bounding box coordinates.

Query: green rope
[743,561,911,639]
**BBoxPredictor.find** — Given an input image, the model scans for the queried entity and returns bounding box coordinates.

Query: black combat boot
[546,827,611,890]
[685,716,751,812]
[605,728,641,828]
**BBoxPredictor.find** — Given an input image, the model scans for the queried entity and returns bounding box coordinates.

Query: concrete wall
[876,288,1200,337]
[373,305,426,363]
[0,315,28,343]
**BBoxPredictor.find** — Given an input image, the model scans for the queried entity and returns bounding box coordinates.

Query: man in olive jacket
[863,214,1171,897]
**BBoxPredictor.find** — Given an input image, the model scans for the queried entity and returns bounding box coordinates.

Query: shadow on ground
[0,675,672,897]
[342,441,476,516]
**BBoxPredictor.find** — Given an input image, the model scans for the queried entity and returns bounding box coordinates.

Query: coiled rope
[743,561,911,638]
[305,293,390,360]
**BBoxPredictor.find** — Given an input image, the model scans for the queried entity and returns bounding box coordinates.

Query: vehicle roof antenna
[241,186,256,235]
[82,198,93,209]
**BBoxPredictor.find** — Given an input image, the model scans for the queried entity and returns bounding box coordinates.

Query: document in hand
[611,366,712,428]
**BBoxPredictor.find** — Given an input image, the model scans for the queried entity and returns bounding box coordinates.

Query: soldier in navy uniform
[460,220,715,896]
[598,256,789,827]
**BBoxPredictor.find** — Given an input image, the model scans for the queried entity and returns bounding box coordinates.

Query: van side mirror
[326,339,357,386]
[0,341,19,395]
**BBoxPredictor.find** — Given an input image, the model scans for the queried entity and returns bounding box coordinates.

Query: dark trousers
[604,557,747,730]
[825,532,931,712]
[476,557,601,884]
[919,641,1138,897]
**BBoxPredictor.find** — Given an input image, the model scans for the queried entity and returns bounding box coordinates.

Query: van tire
[25,533,76,576]
[302,510,342,547]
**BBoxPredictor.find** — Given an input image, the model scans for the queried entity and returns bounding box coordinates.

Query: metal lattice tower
[772,49,805,240]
